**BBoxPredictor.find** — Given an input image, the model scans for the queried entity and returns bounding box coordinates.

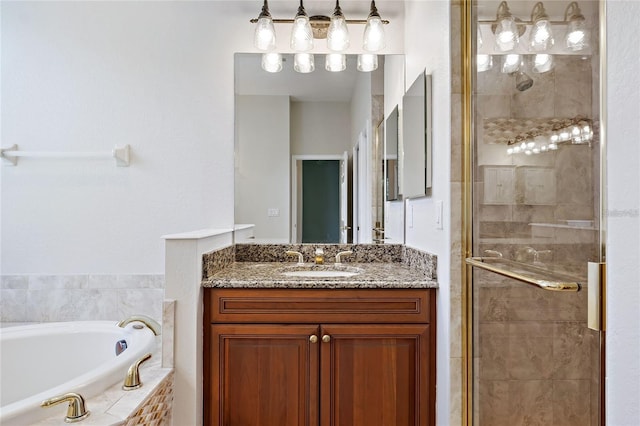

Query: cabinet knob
[322,335,331,343]
[309,335,318,343]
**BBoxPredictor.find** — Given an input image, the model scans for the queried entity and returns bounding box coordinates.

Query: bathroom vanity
[202,251,437,426]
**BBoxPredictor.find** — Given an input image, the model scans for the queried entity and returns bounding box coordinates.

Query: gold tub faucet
[117,314,161,336]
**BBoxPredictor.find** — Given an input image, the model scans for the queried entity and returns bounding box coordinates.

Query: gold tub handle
[41,392,90,423]
[123,353,153,390]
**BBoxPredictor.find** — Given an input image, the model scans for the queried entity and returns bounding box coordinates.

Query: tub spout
[41,392,90,423]
[123,353,152,390]
[117,315,161,336]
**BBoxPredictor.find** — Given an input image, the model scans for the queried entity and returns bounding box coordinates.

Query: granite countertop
[202,262,438,289]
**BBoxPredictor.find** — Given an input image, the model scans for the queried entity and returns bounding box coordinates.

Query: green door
[302,160,340,243]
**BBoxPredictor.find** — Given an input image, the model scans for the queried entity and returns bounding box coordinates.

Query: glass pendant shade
[477,54,493,72]
[290,2,313,52]
[565,17,588,51]
[357,54,378,72]
[294,53,315,73]
[530,2,554,51]
[532,54,554,73]
[262,52,282,73]
[363,16,386,52]
[530,20,554,51]
[255,17,276,51]
[495,16,519,51]
[325,53,346,72]
[327,1,350,52]
[501,54,521,74]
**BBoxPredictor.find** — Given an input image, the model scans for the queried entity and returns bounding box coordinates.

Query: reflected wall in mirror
[384,105,399,201]
[234,53,403,244]
[401,70,432,198]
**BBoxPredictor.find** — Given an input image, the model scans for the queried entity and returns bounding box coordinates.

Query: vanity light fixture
[532,53,554,73]
[357,53,378,72]
[529,2,554,51]
[564,1,589,51]
[294,53,315,73]
[507,117,593,155]
[251,0,388,53]
[363,1,386,52]
[326,53,346,72]
[327,0,350,51]
[477,54,493,72]
[290,0,314,52]
[501,53,521,74]
[254,0,277,51]
[492,1,523,52]
[261,52,283,73]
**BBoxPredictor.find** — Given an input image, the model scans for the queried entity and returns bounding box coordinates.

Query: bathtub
[0,321,156,426]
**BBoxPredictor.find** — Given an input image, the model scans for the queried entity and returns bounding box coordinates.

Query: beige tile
[552,380,591,426]
[449,357,463,426]
[507,322,555,380]
[507,380,554,425]
[478,380,510,426]
[478,322,509,380]
[553,321,592,380]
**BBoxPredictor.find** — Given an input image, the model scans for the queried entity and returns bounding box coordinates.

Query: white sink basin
[282,270,360,278]
[280,265,362,278]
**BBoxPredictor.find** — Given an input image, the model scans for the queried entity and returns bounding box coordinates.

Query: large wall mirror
[234,53,404,244]
[401,70,432,198]
[384,105,399,201]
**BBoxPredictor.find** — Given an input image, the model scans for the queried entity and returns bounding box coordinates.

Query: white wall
[290,101,351,155]
[402,2,451,425]
[605,1,640,424]
[235,95,290,241]
[1,1,239,274]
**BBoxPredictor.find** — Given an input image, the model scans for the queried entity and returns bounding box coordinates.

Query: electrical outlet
[267,208,280,217]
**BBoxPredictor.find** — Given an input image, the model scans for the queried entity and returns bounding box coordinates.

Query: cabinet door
[319,324,433,426]
[483,166,515,205]
[208,324,320,426]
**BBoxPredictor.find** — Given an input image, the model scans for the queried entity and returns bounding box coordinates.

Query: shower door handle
[588,262,606,331]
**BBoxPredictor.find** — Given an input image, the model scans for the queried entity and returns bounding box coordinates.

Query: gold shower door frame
[460,0,607,424]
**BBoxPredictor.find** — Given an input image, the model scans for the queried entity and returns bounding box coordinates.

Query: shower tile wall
[474,54,600,425]
[0,274,164,323]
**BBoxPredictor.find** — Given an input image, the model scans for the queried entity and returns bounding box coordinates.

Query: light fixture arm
[564,1,583,21]
[333,0,344,18]
[530,2,548,22]
[496,1,512,20]
[368,0,381,19]
[296,0,307,18]
[258,0,272,19]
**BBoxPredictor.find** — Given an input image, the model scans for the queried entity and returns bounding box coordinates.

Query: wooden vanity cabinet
[204,288,436,426]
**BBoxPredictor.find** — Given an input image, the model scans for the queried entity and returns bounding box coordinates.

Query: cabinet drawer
[206,288,434,324]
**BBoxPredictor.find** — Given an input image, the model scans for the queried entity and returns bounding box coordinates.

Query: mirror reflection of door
[292,153,349,244]
[301,160,340,243]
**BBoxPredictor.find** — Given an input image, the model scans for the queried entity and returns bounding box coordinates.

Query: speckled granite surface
[201,243,438,289]
[202,245,235,280]
[202,262,438,289]
[234,243,404,264]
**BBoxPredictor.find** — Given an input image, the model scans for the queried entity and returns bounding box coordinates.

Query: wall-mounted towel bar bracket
[1,144,130,167]
[465,256,582,292]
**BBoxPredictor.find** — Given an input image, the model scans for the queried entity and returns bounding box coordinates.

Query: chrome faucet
[117,315,161,336]
[41,392,90,423]
[335,250,353,264]
[314,248,325,265]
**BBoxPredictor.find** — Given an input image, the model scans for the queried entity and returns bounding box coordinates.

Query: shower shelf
[465,257,582,292]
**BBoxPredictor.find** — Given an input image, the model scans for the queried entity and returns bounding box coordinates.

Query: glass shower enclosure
[466,0,605,424]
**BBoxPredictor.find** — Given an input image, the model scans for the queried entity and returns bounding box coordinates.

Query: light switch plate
[435,200,443,230]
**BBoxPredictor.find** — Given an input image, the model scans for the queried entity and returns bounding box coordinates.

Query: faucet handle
[41,392,90,422]
[285,250,304,265]
[123,353,152,390]
[335,250,353,264]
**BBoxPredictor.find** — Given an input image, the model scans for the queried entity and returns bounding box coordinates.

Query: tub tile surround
[202,243,437,286]
[0,274,164,323]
